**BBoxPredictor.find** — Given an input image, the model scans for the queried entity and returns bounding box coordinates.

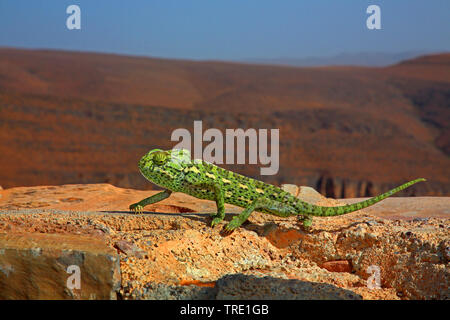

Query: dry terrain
[0,183,448,299]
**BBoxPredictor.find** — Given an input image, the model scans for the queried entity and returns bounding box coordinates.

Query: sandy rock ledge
[0,184,448,300]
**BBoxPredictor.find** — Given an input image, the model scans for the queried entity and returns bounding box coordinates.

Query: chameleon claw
[223,225,235,235]
[210,217,223,228]
[300,225,312,233]
[298,215,313,232]
[223,216,241,233]
[129,204,144,215]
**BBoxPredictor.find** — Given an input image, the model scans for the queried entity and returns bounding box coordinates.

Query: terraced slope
[0,48,448,196]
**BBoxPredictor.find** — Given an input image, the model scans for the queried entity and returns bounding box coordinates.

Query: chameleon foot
[223,216,242,233]
[211,216,223,227]
[129,203,144,214]
[300,225,312,232]
[298,215,313,232]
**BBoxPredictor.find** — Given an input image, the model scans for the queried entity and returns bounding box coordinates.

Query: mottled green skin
[130,148,426,232]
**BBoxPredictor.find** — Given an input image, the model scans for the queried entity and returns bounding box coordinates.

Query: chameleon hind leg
[129,189,172,214]
[224,198,295,232]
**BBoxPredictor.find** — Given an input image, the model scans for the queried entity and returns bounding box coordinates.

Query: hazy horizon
[1,45,446,67]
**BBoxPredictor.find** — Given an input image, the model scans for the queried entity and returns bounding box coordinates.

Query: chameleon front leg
[129,189,172,214]
[224,198,296,232]
[188,182,225,227]
[210,185,226,227]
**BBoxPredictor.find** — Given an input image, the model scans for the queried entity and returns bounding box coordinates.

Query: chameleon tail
[301,178,426,217]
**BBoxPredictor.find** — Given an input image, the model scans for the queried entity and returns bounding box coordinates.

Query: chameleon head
[138,148,192,188]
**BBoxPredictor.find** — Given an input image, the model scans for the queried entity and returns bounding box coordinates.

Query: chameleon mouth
[139,165,155,183]
[139,162,154,172]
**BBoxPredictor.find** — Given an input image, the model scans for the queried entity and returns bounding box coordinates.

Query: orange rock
[322,260,352,273]
[179,279,216,288]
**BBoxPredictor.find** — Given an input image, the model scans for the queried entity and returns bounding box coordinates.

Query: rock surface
[0,183,448,300]
[0,232,120,299]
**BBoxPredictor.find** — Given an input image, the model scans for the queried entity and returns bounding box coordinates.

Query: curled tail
[300,178,426,217]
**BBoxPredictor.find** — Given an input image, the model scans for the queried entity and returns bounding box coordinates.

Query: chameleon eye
[152,152,167,165]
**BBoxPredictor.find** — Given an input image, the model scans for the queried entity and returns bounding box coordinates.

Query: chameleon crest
[131,148,426,233]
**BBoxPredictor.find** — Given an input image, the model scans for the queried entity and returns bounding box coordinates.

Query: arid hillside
[0,48,448,196]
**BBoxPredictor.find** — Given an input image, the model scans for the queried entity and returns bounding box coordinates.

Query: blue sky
[0,0,448,60]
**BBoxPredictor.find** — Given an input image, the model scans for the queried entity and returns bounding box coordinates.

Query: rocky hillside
[0,48,448,196]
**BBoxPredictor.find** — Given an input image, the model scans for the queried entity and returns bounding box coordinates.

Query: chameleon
[129,148,426,232]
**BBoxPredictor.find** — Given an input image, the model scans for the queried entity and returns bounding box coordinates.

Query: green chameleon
[129,148,425,232]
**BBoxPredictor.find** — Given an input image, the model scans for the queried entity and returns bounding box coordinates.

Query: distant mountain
[243,51,436,67]
[0,48,448,197]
